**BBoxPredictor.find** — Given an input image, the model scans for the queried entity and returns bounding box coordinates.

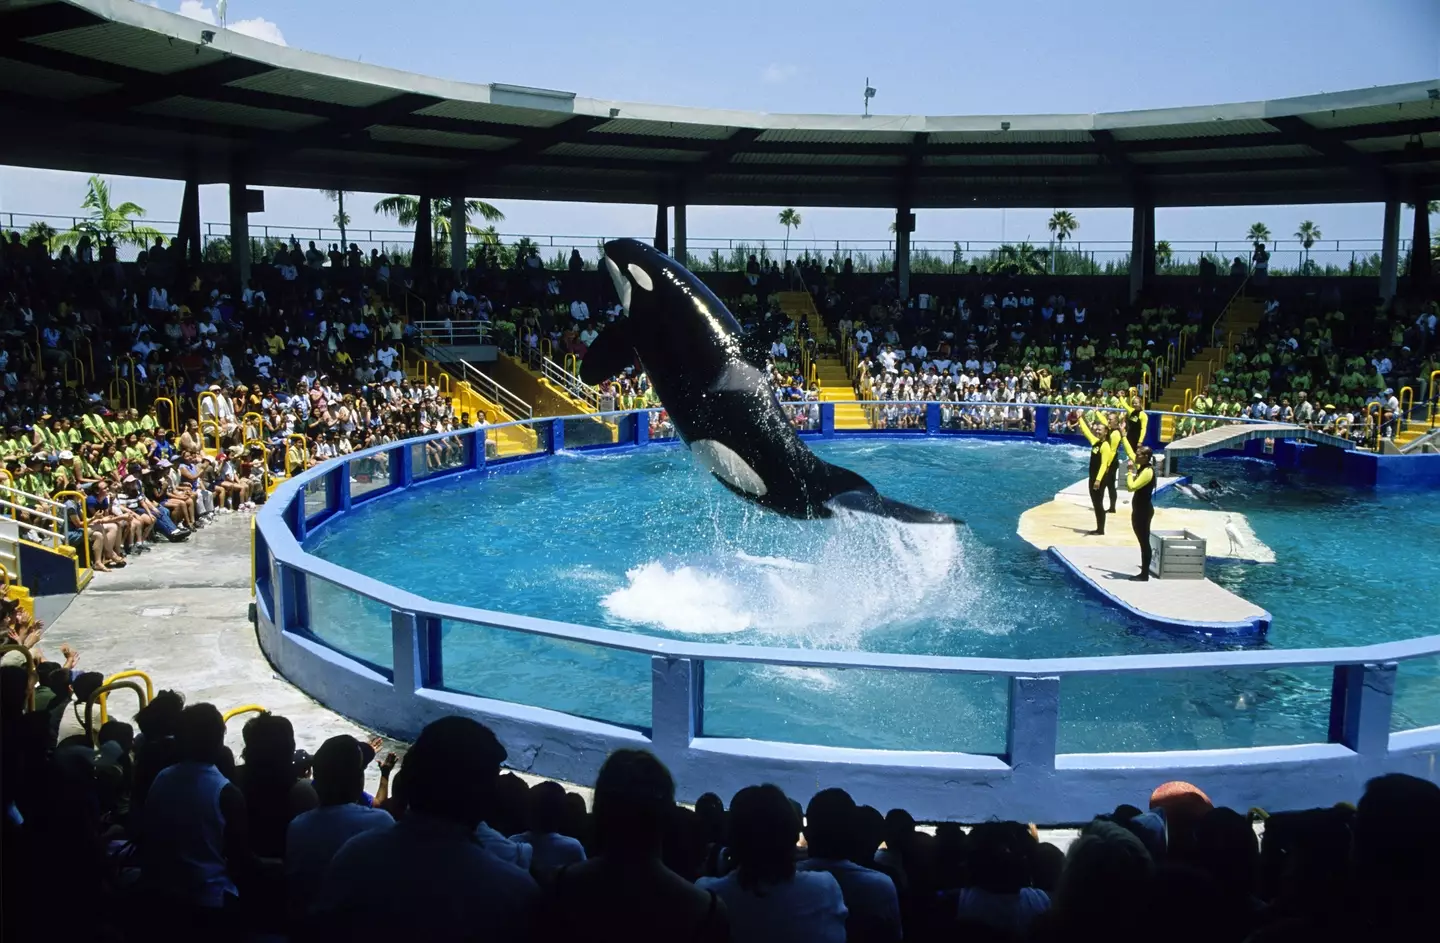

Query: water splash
[601,509,983,648]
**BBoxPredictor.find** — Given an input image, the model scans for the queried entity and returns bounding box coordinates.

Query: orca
[579,238,957,525]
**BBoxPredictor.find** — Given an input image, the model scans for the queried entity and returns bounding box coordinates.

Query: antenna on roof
[863,79,877,118]
[217,0,229,27]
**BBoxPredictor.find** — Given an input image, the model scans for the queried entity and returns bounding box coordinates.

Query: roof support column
[895,204,913,302]
[413,191,433,276]
[672,199,687,266]
[228,168,251,289]
[176,175,202,270]
[1129,199,1154,303]
[449,190,467,276]
[1409,184,1431,298]
[654,202,669,255]
[1379,196,1401,303]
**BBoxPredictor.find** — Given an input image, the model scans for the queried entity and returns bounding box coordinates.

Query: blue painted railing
[252,404,1440,822]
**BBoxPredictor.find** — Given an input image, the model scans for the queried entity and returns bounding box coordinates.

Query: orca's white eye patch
[627,263,653,292]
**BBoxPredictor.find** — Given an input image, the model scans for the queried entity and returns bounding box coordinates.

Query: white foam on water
[601,509,981,648]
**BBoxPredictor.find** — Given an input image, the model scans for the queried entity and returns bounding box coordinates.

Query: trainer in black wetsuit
[1123,439,1157,581]
[1123,399,1148,453]
[1079,412,1120,535]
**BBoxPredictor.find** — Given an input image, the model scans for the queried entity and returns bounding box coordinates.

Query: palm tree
[373,195,505,259]
[22,220,59,252]
[1295,220,1322,272]
[992,242,1048,276]
[778,208,802,260]
[1154,240,1174,270]
[56,175,161,250]
[1047,210,1078,273]
[1245,222,1271,245]
[321,189,351,249]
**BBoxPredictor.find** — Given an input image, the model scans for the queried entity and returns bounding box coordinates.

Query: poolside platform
[1050,545,1272,636]
[1018,475,1275,564]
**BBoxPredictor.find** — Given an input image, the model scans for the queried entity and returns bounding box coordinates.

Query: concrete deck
[1050,545,1272,636]
[1019,475,1275,564]
[44,513,397,793]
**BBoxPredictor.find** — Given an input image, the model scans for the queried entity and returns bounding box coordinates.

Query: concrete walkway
[45,512,392,791]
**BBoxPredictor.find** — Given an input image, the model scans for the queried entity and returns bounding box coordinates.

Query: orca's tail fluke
[818,460,960,525]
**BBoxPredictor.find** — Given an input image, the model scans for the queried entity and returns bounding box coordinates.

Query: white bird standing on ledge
[1224,515,1246,556]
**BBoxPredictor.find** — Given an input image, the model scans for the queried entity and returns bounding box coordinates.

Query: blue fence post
[1006,676,1060,772]
[635,410,650,446]
[277,562,309,634]
[1143,411,1164,450]
[1034,406,1051,442]
[548,418,565,454]
[1328,662,1397,757]
[926,402,941,435]
[391,610,422,692]
[467,428,484,472]
[394,444,413,488]
[651,656,703,757]
[287,496,307,542]
[328,464,350,514]
[820,402,836,437]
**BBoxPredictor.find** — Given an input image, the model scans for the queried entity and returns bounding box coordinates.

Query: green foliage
[1047,210,1078,243]
[1245,222,1271,244]
[373,195,506,258]
[57,175,162,249]
[22,220,59,251]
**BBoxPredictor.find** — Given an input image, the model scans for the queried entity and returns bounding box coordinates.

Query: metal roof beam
[0,3,104,41]
[1264,115,1387,184]
[689,128,764,181]
[77,57,275,114]
[495,114,609,164]
[264,92,445,161]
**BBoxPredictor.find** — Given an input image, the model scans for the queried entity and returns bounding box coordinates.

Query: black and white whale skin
[580,239,957,524]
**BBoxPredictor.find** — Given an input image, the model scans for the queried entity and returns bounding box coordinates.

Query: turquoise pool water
[304,438,1440,754]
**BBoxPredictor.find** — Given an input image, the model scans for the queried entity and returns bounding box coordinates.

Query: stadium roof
[1,0,1438,209]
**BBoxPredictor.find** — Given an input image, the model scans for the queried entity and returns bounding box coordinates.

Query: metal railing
[524,345,603,410]
[250,404,1438,823]
[411,319,492,346]
[454,359,533,420]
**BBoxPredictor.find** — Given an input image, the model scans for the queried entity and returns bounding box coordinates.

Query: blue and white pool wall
[252,406,1440,824]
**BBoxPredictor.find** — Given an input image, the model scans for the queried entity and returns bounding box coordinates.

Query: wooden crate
[1150,529,1206,580]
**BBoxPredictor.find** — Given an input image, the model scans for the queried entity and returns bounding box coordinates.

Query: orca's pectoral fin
[578,318,637,385]
[827,490,961,525]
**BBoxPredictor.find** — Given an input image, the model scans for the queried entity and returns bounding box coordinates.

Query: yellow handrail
[541,338,553,361]
[84,681,147,745]
[153,396,177,433]
[242,411,263,442]
[0,645,37,711]
[564,353,579,376]
[75,335,95,380]
[1430,370,1440,430]
[1398,386,1414,432]
[1183,388,1194,412]
[284,433,309,478]
[199,419,222,456]
[1141,369,1151,409]
[1366,402,1382,450]
[53,490,92,575]
[439,372,452,395]
[223,704,268,723]
[98,669,155,724]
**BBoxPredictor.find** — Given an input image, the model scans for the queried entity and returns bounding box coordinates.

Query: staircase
[406,356,538,457]
[775,291,870,430]
[1156,294,1265,441]
[499,350,619,445]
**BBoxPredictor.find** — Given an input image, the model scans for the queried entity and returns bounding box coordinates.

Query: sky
[2,0,1438,265]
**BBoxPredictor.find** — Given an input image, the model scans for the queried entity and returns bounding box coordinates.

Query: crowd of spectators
[5,659,1439,943]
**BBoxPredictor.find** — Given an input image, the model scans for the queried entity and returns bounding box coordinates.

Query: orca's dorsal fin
[578,318,636,385]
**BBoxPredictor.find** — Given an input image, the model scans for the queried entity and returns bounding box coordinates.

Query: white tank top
[141,760,237,907]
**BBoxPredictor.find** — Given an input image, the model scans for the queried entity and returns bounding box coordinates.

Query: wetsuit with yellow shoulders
[1079,412,1122,534]
[1121,436,1156,579]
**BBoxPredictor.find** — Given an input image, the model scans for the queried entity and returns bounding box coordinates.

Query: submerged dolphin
[579,238,957,524]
